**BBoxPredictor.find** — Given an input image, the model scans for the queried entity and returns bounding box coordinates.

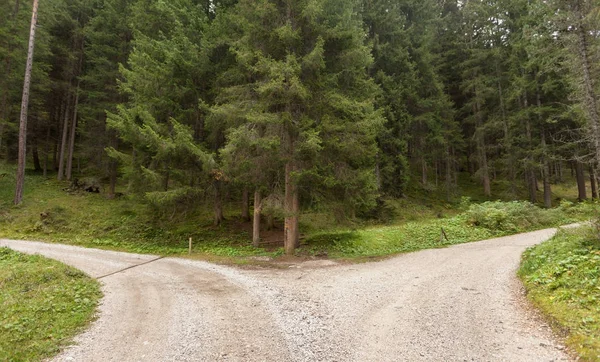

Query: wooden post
[440,228,449,243]
[188,237,192,254]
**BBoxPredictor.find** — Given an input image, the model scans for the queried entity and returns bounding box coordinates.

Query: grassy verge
[519,227,600,361]
[304,200,594,258]
[0,248,101,361]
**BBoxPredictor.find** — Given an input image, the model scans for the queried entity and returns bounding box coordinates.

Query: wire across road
[1,228,571,361]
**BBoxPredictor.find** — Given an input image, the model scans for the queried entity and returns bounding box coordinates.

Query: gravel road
[1,227,572,362]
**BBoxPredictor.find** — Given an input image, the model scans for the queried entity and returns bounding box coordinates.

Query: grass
[519,226,600,361]
[0,165,596,261]
[0,169,267,257]
[303,200,594,258]
[0,248,101,361]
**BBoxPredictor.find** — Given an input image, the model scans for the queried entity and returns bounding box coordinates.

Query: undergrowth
[303,200,594,258]
[0,165,595,260]
[0,248,101,361]
[519,227,600,361]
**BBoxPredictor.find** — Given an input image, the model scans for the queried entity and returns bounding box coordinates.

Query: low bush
[464,200,591,233]
[305,200,595,258]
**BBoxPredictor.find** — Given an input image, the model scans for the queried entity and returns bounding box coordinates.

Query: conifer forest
[2,0,600,254]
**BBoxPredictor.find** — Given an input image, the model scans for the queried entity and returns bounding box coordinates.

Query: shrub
[464,201,561,232]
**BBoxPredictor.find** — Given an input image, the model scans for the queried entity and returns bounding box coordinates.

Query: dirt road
[1,228,571,361]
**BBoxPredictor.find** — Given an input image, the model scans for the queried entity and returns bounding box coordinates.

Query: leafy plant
[520,227,600,361]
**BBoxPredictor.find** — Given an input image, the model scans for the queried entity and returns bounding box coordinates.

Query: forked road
[1,228,571,362]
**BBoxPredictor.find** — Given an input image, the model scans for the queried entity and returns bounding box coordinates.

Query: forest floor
[0,166,595,262]
[1,228,575,362]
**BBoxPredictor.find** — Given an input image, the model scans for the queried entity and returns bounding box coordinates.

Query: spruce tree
[216,0,381,253]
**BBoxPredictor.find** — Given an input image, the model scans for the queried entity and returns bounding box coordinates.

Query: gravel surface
[1,228,572,362]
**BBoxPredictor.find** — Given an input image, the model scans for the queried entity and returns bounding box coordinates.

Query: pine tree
[216,0,381,253]
[107,0,215,215]
[81,0,134,194]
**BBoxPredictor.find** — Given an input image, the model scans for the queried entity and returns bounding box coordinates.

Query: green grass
[0,168,267,257]
[519,226,600,361]
[0,165,595,261]
[0,248,101,361]
[303,200,594,258]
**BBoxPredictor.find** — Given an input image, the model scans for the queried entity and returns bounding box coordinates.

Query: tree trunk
[590,167,598,199]
[478,135,491,197]
[213,179,224,226]
[574,1,600,172]
[57,94,71,181]
[194,104,204,142]
[32,139,41,171]
[163,169,170,191]
[284,161,299,254]
[475,99,491,197]
[498,64,516,197]
[43,126,49,178]
[434,159,439,187]
[241,187,250,221]
[576,162,587,201]
[14,0,39,205]
[446,147,452,201]
[252,189,261,247]
[66,83,80,181]
[375,153,381,190]
[541,132,551,208]
[537,90,551,208]
[525,118,537,204]
[421,156,427,185]
[267,214,275,231]
[0,0,20,159]
[543,166,551,208]
[557,162,563,183]
[108,131,118,196]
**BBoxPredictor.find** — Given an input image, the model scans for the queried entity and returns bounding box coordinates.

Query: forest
[2,0,600,255]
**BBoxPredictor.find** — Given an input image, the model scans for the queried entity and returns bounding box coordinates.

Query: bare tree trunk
[525,117,537,204]
[0,79,7,158]
[555,162,561,183]
[475,99,491,197]
[43,126,49,177]
[57,94,71,181]
[574,1,600,171]
[541,132,552,208]
[537,89,551,208]
[213,179,224,226]
[66,84,79,181]
[32,139,41,171]
[163,163,170,191]
[434,159,439,187]
[478,134,491,197]
[498,64,516,197]
[108,130,118,196]
[252,189,261,247]
[284,161,299,254]
[576,161,587,201]
[590,166,598,199]
[421,156,427,185]
[14,0,39,205]
[446,147,452,201]
[241,187,250,221]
